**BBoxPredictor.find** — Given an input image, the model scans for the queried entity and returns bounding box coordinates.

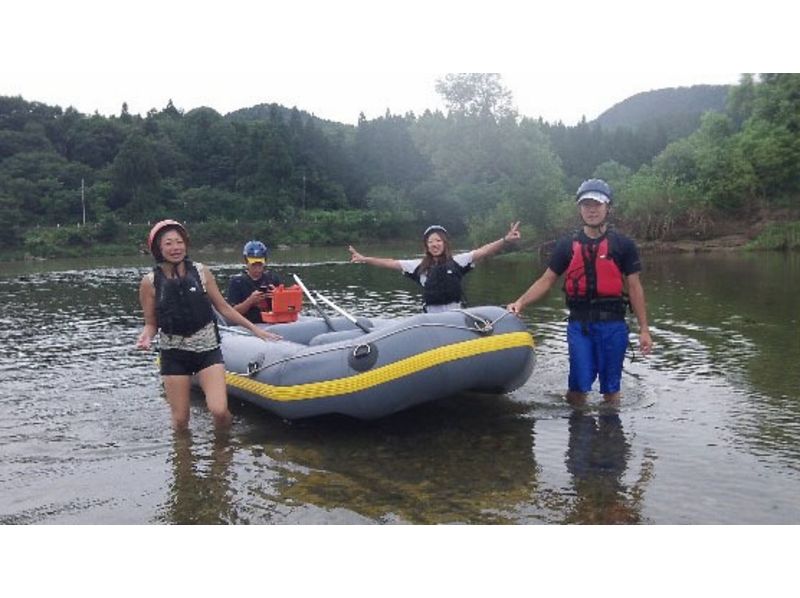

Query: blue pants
[567,320,629,394]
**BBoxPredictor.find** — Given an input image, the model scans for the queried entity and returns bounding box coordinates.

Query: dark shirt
[226,271,282,323]
[548,229,642,277]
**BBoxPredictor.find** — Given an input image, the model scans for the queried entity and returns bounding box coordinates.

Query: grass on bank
[4,213,800,262]
[6,210,420,260]
[746,222,800,251]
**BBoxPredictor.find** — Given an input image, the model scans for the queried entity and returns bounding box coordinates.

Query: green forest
[1,73,798,258]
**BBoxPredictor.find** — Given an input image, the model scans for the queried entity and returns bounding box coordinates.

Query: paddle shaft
[292,274,336,331]
[315,291,371,333]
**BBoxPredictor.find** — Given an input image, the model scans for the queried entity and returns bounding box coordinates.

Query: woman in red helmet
[135,220,280,431]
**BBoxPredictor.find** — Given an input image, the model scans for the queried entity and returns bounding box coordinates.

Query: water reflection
[236,394,537,524]
[564,412,654,524]
[160,430,235,524]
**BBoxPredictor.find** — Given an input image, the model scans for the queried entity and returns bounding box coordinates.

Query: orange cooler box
[260,284,303,323]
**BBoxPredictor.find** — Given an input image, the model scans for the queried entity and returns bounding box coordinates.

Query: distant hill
[226,102,352,137]
[226,102,311,123]
[594,85,732,129]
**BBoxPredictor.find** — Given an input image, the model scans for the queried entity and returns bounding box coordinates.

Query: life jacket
[408,258,469,308]
[563,231,626,319]
[153,259,216,337]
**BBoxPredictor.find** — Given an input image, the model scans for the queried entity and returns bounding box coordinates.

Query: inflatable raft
[217,306,535,420]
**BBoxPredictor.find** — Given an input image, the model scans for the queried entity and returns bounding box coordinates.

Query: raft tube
[217,306,535,420]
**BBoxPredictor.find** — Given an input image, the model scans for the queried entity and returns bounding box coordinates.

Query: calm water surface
[1,245,798,524]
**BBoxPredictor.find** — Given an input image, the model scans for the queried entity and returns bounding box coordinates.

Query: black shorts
[159,347,223,376]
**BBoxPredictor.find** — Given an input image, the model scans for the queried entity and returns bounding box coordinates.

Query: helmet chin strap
[581,206,611,233]
[581,217,609,237]
[583,220,606,230]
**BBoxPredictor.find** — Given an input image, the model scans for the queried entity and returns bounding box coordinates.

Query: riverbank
[0,234,784,263]
[2,213,798,263]
[640,212,800,253]
[639,234,751,253]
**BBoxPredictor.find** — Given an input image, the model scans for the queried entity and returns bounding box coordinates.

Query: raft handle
[352,343,372,358]
[349,342,378,371]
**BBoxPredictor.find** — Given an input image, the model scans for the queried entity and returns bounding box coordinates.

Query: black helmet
[423,225,448,240]
[243,240,268,262]
[576,179,613,205]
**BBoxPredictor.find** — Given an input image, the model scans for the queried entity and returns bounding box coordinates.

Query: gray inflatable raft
[217,306,535,420]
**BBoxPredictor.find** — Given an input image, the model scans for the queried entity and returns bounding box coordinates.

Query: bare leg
[602,392,621,407]
[162,375,192,431]
[197,363,232,429]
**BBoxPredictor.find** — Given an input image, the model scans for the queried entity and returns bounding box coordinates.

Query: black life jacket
[153,259,215,337]
[563,230,627,319]
[407,258,470,308]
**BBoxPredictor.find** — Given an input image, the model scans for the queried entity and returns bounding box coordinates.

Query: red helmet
[147,219,188,261]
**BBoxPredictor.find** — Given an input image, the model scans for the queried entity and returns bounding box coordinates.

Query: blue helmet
[576,179,613,205]
[243,240,268,262]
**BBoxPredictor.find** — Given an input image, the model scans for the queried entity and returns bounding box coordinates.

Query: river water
[1,245,798,524]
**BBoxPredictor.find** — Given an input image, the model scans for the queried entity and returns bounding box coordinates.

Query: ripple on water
[1,255,799,524]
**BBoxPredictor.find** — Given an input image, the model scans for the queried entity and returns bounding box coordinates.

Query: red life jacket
[563,234,624,302]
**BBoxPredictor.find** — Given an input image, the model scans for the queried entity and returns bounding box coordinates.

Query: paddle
[315,291,372,333]
[292,274,336,331]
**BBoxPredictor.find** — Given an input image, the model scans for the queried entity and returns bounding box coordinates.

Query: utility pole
[302,172,306,211]
[81,178,86,225]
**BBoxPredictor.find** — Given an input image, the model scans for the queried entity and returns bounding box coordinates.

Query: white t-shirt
[397,252,474,312]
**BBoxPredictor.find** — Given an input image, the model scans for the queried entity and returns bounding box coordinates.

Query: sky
[1,2,790,127]
[2,70,742,126]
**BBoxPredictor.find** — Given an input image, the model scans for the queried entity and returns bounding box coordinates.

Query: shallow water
[1,247,798,524]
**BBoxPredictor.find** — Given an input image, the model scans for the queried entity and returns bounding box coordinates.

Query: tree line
[1,73,797,256]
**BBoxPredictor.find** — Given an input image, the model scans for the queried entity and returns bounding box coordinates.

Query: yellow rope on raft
[225,331,534,402]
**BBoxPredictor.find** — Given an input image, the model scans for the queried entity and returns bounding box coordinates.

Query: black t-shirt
[548,229,642,277]
[226,271,282,323]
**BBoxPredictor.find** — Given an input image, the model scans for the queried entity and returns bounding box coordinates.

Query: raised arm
[348,245,403,271]
[472,221,521,262]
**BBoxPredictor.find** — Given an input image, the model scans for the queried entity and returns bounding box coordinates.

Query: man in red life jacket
[507,179,653,406]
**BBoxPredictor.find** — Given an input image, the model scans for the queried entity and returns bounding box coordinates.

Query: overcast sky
[0,2,789,126]
[2,70,742,126]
